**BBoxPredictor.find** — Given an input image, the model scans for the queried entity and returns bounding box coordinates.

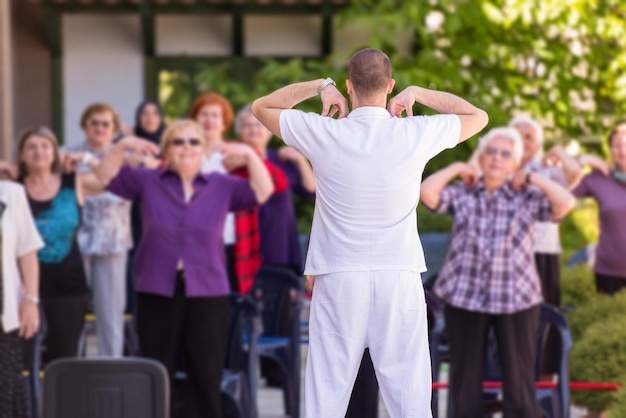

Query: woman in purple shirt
[573,122,626,294]
[421,127,575,418]
[93,119,273,418]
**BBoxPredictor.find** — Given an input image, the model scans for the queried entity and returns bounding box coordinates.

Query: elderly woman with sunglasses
[94,119,273,418]
[421,127,575,418]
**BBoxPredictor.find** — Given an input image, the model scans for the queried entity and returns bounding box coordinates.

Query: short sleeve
[13,185,44,257]
[524,187,553,222]
[572,174,592,199]
[279,110,321,159]
[223,176,258,212]
[416,114,461,161]
[435,181,466,216]
[106,165,148,202]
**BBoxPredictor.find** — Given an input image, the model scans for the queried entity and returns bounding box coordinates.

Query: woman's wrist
[22,294,40,304]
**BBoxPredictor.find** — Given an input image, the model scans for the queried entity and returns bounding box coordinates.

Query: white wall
[156,15,232,56]
[245,16,321,56]
[62,14,143,145]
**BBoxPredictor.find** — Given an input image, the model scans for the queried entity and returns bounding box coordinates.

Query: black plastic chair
[420,233,451,288]
[42,357,169,418]
[252,266,303,418]
[222,293,261,418]
[425,289,445,418]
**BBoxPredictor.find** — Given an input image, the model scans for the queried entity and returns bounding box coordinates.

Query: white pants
[83,252,127,357]
[305,271,432,418]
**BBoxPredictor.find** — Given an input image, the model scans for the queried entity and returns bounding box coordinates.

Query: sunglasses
[485,147,512,159]
[171,138,202,147]
[88,120,112,129]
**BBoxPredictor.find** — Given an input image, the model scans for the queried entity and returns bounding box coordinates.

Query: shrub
[567,290,626,342]
[570,314,626,412]
[607,379,626,418]
[559,254,596,309]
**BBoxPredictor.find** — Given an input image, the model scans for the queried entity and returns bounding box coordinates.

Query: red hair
[188,93,234,133]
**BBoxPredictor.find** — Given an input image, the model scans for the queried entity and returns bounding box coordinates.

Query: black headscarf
[134,99,165,145]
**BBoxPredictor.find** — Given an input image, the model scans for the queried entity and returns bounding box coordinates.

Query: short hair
[607,120,626,147]
[160,119,206,152]
[348,48,392,98]
[188,93,234,133]
[234,104,253,136]
[476,127,524,164]
[17,126,62,177]
[80,103,121,132]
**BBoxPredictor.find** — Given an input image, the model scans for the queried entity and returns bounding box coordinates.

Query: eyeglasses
[171,138,202,147]
[485,147,512,159]
[88,120,112,129]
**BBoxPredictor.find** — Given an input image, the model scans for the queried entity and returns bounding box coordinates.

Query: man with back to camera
[252,48,488,417]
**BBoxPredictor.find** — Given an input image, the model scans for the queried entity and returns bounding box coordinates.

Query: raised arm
[543,145,584,185]
[421,162,478,210]
[221,144,274,204]
[519,171,576,221]
[388,86,489,143]
[251,79,349,139]
[93,136,160,187]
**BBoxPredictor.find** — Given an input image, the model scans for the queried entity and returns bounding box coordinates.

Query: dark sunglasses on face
[171,138,202,147]
[485,147,512,159]
[88,120,112,129]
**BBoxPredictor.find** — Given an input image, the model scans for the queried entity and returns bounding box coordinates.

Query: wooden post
[0,0,14,159]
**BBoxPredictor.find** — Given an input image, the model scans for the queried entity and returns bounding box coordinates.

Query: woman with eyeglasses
[64,103,133,358]
[0,181,44,418]
[420,127,575,417]
[94,119,273,417]
[189,93,287,295]
[16,127,104,364]
[571,122,626,295]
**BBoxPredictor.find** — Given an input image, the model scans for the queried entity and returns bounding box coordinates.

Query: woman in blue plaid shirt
[421,126,575,418]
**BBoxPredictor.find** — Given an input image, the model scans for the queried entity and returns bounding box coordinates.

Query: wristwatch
[317,77,336,95]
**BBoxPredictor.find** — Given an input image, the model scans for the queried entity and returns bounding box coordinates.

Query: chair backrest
[42,357,169,418]
[252,266,303,338]
[225,294,260,374]
[420,233,451,286]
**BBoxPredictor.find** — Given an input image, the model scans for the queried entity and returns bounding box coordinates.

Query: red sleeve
[263,160,288,193]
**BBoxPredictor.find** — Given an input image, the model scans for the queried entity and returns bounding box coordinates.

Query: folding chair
[252,266,303,418]
[42,357,169,418]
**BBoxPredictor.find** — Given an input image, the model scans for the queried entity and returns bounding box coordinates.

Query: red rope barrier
[432,382,622,391]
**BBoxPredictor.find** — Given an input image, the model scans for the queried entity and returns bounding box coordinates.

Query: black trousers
[137,274,230,418]
[0,330,30,418]
[534,253,561,374]
[595,272,626,295]
[445,304,539,418]
[41,294,89,364]
[345,348,379,418]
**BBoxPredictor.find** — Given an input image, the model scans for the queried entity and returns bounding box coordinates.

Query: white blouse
[0,182,44,333]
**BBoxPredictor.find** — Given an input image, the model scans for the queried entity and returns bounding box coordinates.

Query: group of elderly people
[0,86,625,418]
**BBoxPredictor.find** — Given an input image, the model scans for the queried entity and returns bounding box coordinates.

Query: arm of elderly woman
[513,170,576,221]
[18,250,39,339]
[93,136,160,187]
[221,143,273,204]
[421,162,478,210]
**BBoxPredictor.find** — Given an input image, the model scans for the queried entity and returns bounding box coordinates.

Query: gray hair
[234,104,253,136]
[509,116,544,161]
[476,127,524,164]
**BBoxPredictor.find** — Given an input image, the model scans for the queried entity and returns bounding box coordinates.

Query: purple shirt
[107,166,257,297]
[433,180,552,314]
[572,171,626,277]
[258,150,315,273]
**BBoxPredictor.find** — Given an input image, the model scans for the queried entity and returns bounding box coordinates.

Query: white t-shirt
[280,106,460,275]
[0,182,45,333]
[201,152,236,245]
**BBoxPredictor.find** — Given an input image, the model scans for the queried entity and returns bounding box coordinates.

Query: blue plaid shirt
[432,179,551,314]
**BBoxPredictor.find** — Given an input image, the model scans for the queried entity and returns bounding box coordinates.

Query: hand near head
[119,135,161,158]
[277,145,305,163]
[0,161,18,180]
[320,86,349,119]
[388,87,417,117]
[456,163,479,188]
[580,154,610,176]
[220,142,254,172]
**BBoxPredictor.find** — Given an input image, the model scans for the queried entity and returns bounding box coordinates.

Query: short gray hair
[234,104,253,136]
[476,127,524,164]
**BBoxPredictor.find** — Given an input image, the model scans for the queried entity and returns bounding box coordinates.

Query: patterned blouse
[432,179,552,314]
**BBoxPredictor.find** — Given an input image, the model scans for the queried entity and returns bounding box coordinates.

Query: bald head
[348,49,392,99]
